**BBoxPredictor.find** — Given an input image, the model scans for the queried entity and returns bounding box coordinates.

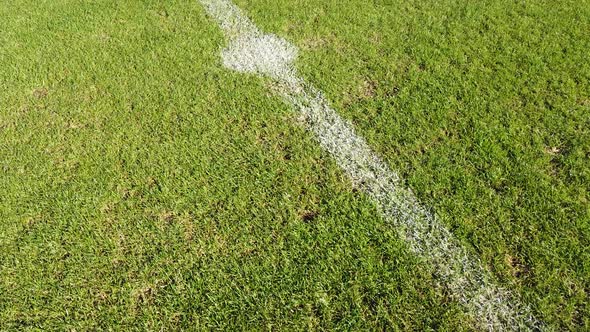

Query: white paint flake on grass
[198,0,542,330]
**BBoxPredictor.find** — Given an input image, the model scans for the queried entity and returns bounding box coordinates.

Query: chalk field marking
[198,0,541,330]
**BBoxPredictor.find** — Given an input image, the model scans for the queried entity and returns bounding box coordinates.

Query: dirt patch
[159,211,175,223]
[505,254,530,279]
[32,87,48,99]
[299,210,318,222]
[360,79,377,99]
[544,146,561,155]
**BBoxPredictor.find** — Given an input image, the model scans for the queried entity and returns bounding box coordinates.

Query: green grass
[1,0,588,330]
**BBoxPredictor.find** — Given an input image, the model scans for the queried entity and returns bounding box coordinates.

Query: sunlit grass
[1,0,588,330]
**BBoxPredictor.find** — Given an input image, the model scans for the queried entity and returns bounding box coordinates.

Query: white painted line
[198,0,542,330]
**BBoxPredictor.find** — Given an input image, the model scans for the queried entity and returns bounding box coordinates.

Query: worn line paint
[198,0,541,330]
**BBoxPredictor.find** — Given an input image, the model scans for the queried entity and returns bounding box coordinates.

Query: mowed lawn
[1,0,588,330]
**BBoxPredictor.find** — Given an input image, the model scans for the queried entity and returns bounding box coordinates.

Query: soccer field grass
[1,0,589,330]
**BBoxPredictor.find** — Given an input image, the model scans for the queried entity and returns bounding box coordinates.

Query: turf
[234,0,590,328]
[1,0,589,330]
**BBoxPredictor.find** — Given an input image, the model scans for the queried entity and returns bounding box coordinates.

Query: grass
[1,0,588,330]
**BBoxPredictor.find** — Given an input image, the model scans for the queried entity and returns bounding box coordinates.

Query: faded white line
[198,0,541,330]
